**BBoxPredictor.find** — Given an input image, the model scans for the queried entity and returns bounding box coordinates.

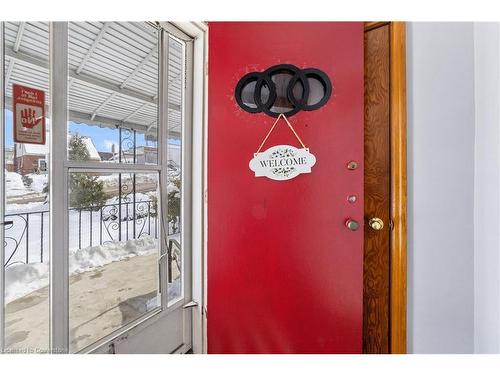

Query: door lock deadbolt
[347,160,358,170]
[345,219,360,231]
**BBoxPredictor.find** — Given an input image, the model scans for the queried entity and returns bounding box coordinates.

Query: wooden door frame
[364,21,407,354]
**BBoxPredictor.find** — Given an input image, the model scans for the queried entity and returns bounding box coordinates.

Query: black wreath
[235,64,332,118]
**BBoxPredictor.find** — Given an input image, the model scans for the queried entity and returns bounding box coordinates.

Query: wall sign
[13,83,46,145]
[249,114,316,181]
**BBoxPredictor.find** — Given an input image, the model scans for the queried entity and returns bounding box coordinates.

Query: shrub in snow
[22,174,33,187]
[70,173,107,210]
[68,133,107,210]
[69,133,91,161]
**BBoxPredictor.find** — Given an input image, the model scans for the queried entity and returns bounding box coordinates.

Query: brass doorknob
[369,217,384,230]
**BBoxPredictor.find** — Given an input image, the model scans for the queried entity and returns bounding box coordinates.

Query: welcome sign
[249,145,317,181]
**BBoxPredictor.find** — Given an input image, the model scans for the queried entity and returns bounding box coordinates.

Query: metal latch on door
[183,301,198,309]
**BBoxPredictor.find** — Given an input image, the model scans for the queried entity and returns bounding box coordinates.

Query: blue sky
[5,109,179,150]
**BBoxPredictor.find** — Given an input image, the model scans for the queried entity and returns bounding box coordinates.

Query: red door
[208,22,364,353]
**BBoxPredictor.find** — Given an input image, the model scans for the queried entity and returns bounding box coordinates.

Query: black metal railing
[3,209,47,267]
[3,199,179,267]
[72,199,160,250]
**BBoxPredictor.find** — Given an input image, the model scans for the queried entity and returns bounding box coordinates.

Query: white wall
[407,22,476,353]
[473,22,500,354]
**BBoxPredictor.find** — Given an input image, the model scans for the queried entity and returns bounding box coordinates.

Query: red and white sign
[13,84,46,145]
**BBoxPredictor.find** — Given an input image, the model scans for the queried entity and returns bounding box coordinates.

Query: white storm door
[58,23,194,354]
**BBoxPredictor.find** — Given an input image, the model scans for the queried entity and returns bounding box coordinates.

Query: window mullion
[65,162,162,173]
[49,21,69,353]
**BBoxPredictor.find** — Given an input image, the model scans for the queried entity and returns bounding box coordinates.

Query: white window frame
[162,21,208,354]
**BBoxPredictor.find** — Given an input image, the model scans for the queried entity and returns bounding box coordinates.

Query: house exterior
[14,143,49,175]
[136,145,158,165]
[98,151,114,161]
[14,136,101,175]
[105,144,179,165]
[5,145,15,172]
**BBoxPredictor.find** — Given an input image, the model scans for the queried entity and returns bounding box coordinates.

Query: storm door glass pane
[68,171,160,352]
[67,22,159,165]
[3,21,50,353]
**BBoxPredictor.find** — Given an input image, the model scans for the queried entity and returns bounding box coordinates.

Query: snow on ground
[96,173,159,187]
[5,235,160,303]
[27,173,48,193]
[4,262,49,304]
[5,170,31,197]
[69,235,157,274]
[5,171,48,198]
[5,200,47,213]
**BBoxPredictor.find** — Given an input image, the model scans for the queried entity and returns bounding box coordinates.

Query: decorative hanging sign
[13,83,46,145]
[249,114,316,181]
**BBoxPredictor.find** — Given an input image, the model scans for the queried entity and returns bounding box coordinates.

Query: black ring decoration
[235,64,332,118]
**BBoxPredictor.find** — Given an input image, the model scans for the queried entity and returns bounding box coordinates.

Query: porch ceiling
[3,21,184,137]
